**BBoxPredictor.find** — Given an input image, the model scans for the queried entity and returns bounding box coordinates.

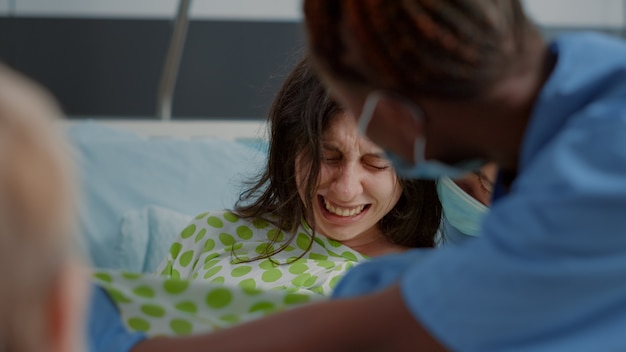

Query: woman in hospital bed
[91,57,442,340]
[90,58,494,350]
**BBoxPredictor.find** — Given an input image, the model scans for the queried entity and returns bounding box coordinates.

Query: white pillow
[119,205,192,272]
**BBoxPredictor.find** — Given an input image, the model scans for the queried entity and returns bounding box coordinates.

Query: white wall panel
[190,0,301,21]
[0,0,10,16]
[12,0,302,21]
[10,0,624,27]
[523,0,625,28]
[14,0,178,18]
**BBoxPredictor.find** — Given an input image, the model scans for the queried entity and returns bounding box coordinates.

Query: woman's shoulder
[190,209,281,237]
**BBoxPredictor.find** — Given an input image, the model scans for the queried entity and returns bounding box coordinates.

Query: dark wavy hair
[234,57,442,261]
[304,0,539,99]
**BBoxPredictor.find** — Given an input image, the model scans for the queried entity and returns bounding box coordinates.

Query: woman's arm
[131,284,446,352]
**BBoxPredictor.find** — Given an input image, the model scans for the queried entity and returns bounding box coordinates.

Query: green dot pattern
[170,319,193,335]
[180,224,196,239]
[261,269,283,283]
[175,301,198,314]
[231,266,253,277]
[236,226,253,240]
[210,276,225,284]
[133,286,155,298]
[202,239,215,253]
[122,272,142,280]
[141,304,166,318]
[206,288,233,309]
[219,233,236,246]
[194,212,209,220]
[169,243,183,259]
[288,262,308,275]
[95,210,368,337]
[194,229,207,244]
[94,272,113,283]
[266,229,283,242]
[251,218,269,229]
[255,243,274,255]
[223,211,239,223]
[296,233,312,251]
[249,301,276,314]
[128,317,151,332]
[163,279,189,295]
[179,250,194,267]
[206,216,224,228]
[203,266,222,279]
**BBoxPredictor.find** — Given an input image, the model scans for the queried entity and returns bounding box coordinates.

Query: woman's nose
[330,164,364,201]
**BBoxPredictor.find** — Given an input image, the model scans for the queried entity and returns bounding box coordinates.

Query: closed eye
[362,155,391,171]
[323,159,342,166]
[366,164,390,171]
[322,146,343,164]
[322,154,342,164]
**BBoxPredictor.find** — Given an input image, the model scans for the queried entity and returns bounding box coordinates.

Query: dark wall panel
[175,20,305,119]
[0,17,305,119]
[0,18,622,120]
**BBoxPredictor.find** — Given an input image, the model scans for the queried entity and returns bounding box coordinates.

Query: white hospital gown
[94,210,368,337]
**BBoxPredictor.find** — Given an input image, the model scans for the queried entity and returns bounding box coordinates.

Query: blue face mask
[358,91,484,180]
[437,176,489,237]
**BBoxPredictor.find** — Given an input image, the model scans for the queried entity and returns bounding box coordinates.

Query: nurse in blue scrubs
[302,1,626,351]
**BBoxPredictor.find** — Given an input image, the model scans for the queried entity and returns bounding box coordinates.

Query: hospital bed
[67,119,268,274]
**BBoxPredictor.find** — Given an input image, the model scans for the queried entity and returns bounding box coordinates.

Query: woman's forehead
[322,113,384,154]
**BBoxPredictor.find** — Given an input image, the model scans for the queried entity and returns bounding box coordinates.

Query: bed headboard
[89,119,268,141]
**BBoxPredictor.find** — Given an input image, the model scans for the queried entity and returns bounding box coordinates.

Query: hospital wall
[0,0,305,119]
[0,0,624,119]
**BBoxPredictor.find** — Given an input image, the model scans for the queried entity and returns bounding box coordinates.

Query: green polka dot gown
[94,210,368,337]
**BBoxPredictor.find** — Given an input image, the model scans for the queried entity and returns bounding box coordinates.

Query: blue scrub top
[87,284,146,352]
[333,32,626,351]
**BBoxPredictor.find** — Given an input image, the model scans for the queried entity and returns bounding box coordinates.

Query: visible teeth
[324,200,365,217]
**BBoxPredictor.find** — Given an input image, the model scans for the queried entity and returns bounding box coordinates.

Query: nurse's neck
[423,34,554,177]
[484,37,557,174]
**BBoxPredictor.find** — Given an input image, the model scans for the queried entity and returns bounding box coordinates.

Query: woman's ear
[47,263,90,352]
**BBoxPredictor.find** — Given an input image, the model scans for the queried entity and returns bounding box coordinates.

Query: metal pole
[156,0,192,120]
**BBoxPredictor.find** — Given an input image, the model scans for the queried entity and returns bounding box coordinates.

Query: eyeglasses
[356,90,425,141]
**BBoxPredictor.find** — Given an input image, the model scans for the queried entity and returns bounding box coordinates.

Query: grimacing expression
[329,83,422,166]
[295,112,402,246]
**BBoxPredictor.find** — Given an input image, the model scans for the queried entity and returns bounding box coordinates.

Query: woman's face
[326,81,421,168]
[296,112,403,247]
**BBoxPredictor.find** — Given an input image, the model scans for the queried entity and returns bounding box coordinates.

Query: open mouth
[319,195,370,217]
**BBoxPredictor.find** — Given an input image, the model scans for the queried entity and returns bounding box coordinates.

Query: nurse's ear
[47,263,90,352]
